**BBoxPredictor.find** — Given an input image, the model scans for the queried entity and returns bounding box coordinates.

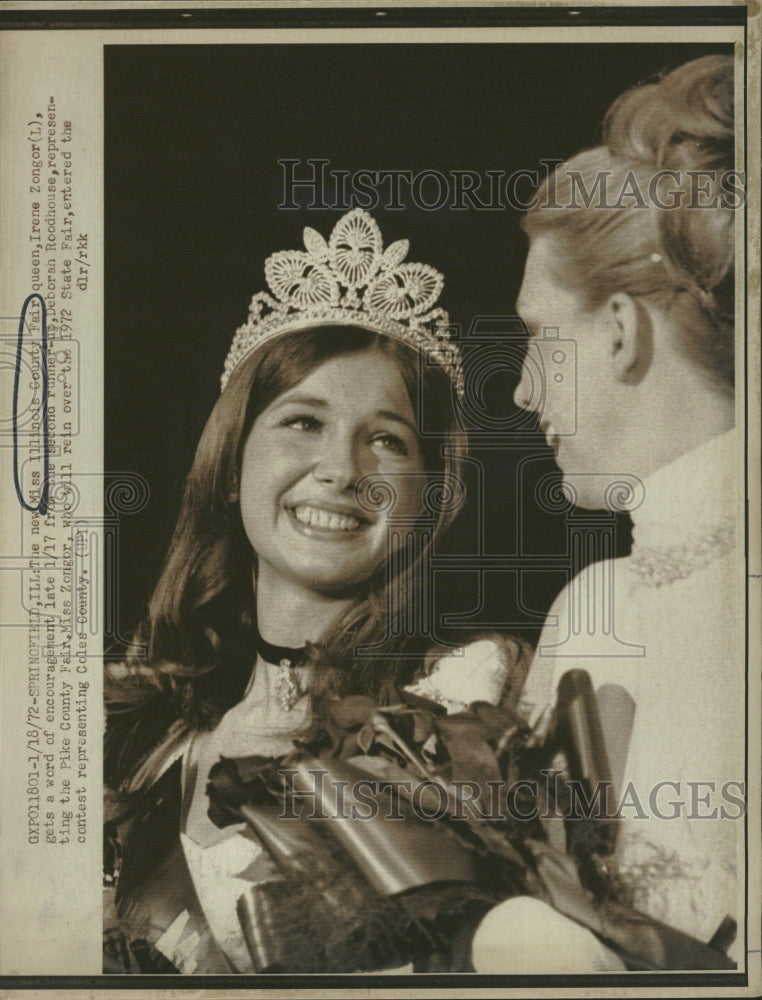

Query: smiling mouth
[291,504,365,532]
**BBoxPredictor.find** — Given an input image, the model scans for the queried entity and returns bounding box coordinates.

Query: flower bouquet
[207,664,736,973]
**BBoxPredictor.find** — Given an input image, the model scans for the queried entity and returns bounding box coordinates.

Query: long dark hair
[106,326,465,783]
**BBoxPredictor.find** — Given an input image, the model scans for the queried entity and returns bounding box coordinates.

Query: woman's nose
[513,360,537,412]
[312,432,362,489]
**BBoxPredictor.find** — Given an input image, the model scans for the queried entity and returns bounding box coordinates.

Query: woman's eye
[372,432,410,456]
[282,414,323,432]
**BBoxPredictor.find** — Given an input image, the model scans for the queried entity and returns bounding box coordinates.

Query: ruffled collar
[628,428,738,587]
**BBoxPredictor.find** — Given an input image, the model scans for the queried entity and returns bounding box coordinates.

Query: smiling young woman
[103,210,529,974]
[237,344,427,603]
[130,323,460,738]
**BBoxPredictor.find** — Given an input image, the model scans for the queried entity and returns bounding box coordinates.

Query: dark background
[105,40,731,651]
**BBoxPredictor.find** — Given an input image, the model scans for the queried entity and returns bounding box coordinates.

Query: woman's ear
[228,473,239,504]
[607,292,652,384]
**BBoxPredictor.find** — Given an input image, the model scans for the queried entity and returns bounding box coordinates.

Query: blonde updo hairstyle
[522,54,736,389]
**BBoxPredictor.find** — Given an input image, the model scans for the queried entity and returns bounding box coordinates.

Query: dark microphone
[554,669,618,852]
[595,683,636,797]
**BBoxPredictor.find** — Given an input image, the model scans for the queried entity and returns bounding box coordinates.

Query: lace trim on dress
[615,829,737,942]
[628,517,735,588]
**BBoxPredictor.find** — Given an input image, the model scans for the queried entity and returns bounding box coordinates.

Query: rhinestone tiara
[221,209,464,397]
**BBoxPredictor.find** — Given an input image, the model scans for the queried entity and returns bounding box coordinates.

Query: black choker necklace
[254,626,308,667]
[253,625,308,711]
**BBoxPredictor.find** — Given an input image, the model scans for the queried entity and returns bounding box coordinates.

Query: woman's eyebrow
[271,394,329,410]
[269,397,417,435]
[375,409,417,435]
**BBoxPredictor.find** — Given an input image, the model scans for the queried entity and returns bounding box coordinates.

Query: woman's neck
[253,566,355,646]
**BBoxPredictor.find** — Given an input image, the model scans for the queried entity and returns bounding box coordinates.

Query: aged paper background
[0,1,759,997]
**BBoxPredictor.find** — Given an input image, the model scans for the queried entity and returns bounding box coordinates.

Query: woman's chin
[279,564,377,600]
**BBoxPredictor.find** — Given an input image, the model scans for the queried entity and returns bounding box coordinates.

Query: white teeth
[293,505,361,531]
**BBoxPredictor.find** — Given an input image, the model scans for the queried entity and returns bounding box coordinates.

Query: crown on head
[221,209,464,396]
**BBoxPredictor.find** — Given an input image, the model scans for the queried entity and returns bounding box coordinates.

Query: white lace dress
[519,429,744,953]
